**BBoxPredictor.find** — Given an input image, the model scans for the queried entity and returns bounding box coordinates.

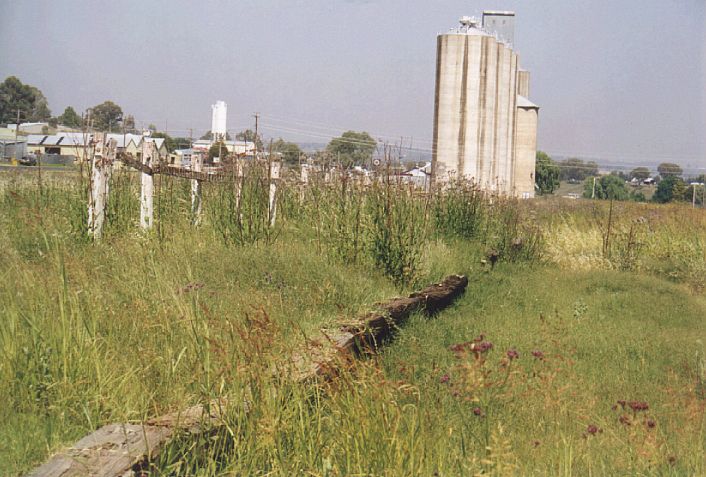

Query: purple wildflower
[506,349,519,360]
[586,424,601,435]
[628,401,649,412]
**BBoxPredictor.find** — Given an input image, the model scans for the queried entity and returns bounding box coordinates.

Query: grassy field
[556,180,657,201]
[0,168,704,475]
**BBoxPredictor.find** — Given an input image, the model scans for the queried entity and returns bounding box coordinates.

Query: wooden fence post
[269,160,280,227]
[88,134,116,240]
[234,158,244,216]
[190,152,203,225]
[140,140,157,230]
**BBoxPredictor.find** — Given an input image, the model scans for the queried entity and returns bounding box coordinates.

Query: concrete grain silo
[432,12,538,198]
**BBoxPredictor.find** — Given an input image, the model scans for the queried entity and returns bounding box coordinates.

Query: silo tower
[211,100,227,142]
[431,13,538,198]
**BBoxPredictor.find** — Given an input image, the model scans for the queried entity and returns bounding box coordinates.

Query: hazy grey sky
[2,0,704,169]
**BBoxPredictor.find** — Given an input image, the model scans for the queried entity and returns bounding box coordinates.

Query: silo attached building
[432,12,538,198]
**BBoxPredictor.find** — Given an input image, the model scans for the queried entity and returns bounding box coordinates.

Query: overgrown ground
[0,168,704,475]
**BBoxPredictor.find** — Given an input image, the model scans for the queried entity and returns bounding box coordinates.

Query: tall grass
[1,167,704,475]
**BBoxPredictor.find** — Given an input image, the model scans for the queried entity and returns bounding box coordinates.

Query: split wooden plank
[26,275,467,477]
[296,274,469,381]
[25,424,172,477]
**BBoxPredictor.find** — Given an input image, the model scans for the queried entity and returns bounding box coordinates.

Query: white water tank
[211,101,227,139]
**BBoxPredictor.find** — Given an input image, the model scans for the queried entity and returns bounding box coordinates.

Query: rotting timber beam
[117,152,239,182]
[26,275,467,477]
[296,274,469,380]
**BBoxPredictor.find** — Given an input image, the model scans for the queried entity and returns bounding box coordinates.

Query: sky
[1,0,704,171]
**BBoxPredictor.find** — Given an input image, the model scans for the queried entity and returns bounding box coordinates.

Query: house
[26,132,92,162]
[8,122,51,134]
[170,148,196,168]
[401,162,432,189]
[24,132,168,164]
[192,139,255,157]
[0,128,27,161]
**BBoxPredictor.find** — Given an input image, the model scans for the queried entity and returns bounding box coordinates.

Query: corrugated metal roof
[517,95,539,109]
[43,135,65,146]
[145,137,165,149]
[106,133,142,148]
[27,134,47,145]
[59,133,92,146]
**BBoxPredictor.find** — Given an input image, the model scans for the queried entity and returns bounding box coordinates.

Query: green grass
[381,265,706,475]
[0,169,704,475]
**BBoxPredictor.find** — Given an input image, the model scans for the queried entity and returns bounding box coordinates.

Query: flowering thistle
[450,339,493,360]
[439,374,450,384]
[585,424,601,436]
[472,407,483,417]
[644,419,656,429]
[531,350,544,360]
[472,341,493,355]
[619,415,631,426]
[506,349,519,360]
[628,401,649,413]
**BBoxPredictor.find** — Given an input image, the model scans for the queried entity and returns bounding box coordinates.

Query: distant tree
[0,76,51,123]
[57,106,82,128]
[272,138,303,165]
[171,137,192,151]
[148,123,157,133]
[534,150,560,195]
[683,183,704,206]
[629,189,647,202]
[630,167,651,181]
[151,132,180,153]
[610,170,629,181]
[657,162,683,178]
[123,114,138,133]
[89,101,123,132]
[234,129,261,150]
[29,86,51,121]
[200,131,233,141]
[208,141,228,161]
[47,117,58,128]
[327,130,377,167]
[653,175,686,203]
[583,175,629,200]
[559,158,599,182]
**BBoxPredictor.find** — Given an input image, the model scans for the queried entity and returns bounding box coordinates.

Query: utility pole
[592,176,596,199]
[13,108,20,165]
[693,183,697,208]
[253,112,260,156]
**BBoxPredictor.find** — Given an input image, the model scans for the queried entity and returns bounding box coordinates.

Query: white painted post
[103,138,116,210]
[269,160,281,227]
[191,152,203,225]
[300,164,308,201]
[234,158,244,215]
[140,140,157,230]
[87,133,103,238]
[87,134,116,240]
